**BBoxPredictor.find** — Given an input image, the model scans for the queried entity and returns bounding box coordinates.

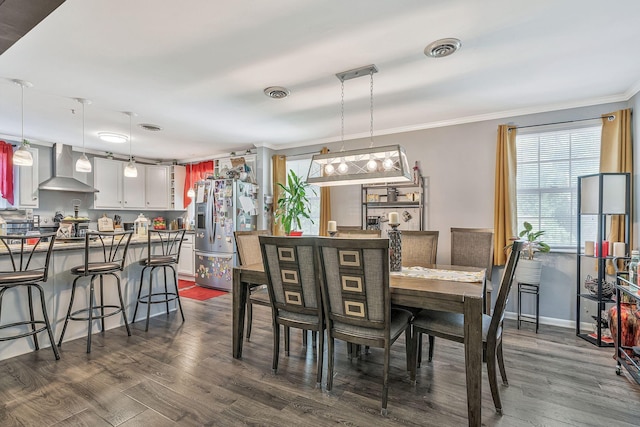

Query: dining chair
[450,227,494,313]
[234,230,270,341]
[336,227,382,239]
[411,240,523,415]
[316,237,413,416]
[259,236,324,387]
[401,230,439,267]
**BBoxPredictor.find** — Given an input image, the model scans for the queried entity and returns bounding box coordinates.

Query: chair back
[450,227,494,278]
[0,233,56,282]
[316,237,390,333]
[259,236,322,319]
[335,228,381,239]
[401,230,439,267]
[235,230,269,266]
[84,231,133,272]
[145,229,186,265]
[488,240,523,339]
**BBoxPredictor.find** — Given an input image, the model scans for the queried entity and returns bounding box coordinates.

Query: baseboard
[504,311,592,331]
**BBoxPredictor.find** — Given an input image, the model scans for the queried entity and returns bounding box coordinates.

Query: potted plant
[508,221,550,284]
[275,170,315,236]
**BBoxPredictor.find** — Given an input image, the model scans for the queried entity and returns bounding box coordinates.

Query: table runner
[391,266,484,283]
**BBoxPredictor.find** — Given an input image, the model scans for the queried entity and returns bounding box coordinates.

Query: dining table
[232,262,485,427]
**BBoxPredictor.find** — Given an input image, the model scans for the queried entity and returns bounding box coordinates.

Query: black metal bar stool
[517,282,540,333]
[58,231,133,353]
[133,229,186,331]
[0,233,59,360]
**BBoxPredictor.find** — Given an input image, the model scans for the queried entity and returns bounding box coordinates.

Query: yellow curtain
[493,125,518,265]
[318,147,332,236]
[272,154,287,236]
[600,109,633,273]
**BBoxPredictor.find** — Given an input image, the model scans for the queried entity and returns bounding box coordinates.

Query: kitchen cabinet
[123,170,145,209]
[170,165,186,210]
[93,158,123,209]
[178,233,195,278]
[15,147,39,209]
[145,165,170,209]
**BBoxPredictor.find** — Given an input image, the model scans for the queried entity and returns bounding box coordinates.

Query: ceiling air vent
[139,123,162,132]
[424,38,461,58]
[264,86,290,99]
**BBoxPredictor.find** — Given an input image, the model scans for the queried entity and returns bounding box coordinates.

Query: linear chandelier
[307,64,411,187]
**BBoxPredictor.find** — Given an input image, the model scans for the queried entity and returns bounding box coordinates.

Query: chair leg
[428,335,435,362]
[316,328,324,388]
[87,276,96,353]
[381,342,390,416]
[409,326,417,383]
[145,267,155,332]
[171,266,185,322]
[133,267,146,323]
[312,331,317,355]
[99,274,105,332]
[327,337,335,392]
[58,277,81,347]
[302,330,308,347]
[284,326,290,356]
[486,344,502,415]
[405,325,414,381]
[497,340,508,386]
[163,266,170,316]
[417,333,422,368]
[246,301,253,341]
[272,322,280,374]
[27,286,39,350]
[35,284,60,360]
[115,273,131,337]
[486,290,492,315]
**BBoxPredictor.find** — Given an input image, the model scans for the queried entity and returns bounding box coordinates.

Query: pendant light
[186,161,195,198]
[74,98,92,173]
[307,65,411,187]
[12,79,34,167]
[123,112,138,177]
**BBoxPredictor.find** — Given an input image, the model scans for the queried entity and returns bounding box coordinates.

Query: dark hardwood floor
[1,293,639,426]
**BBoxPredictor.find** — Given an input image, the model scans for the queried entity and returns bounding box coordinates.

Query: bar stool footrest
[137,292,179,305]
[69,305,124,322]
[0,321,49,341]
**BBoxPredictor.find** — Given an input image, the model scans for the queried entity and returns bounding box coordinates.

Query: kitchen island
[0,235,181,361]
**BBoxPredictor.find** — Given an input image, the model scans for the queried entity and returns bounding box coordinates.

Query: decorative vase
[515,258,542,284]
[608,302,637,359]
[288,230,303,236]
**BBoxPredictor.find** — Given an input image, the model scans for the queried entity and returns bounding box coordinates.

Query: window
[284,157,320,235]
[516,123,601,249]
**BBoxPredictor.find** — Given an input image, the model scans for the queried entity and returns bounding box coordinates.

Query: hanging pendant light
[307,65,411,187]
[12,79,34,167]
[123,112,138,177]
[74,98,92,173]
[186,161,196,198]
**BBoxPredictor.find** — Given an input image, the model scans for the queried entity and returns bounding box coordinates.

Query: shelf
[578,293,615,303]
[577,333,614,347]
[362,180,423,189]
[579,254,622,260]
[364,201,420,208]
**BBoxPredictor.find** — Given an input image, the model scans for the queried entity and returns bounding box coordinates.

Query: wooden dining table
[232,263,485,427]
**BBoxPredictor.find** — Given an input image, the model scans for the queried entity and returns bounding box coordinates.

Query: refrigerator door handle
[206,183,215,244]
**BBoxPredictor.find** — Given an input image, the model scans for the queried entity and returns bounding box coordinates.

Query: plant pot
[515,258,542,285]
[288,230,303,236]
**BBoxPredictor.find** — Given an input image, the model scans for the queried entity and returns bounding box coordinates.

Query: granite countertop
[0,235,170,255]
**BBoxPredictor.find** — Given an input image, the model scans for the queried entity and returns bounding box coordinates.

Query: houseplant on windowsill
[507,221,550,284]
[275,169,315,236]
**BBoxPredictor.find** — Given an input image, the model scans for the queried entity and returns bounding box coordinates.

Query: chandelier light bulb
[324,163,335,175]
[366,157,378,172]
[337,159,349,174]
[382,157,394,171]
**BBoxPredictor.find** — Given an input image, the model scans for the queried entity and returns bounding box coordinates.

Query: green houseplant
[508,221,550,284]
[275,170,315,235]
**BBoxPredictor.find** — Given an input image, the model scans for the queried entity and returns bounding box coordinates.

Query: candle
[388,212,399,225]
[602,241,609,258]
[613,242,626,257]
[584,241,594,256]
[327,221,337,232]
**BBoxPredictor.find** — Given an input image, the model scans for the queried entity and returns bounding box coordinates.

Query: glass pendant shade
[13,144,33,166]
[187,187,195,198]
[75,153,92,173]
[124,159,138,177]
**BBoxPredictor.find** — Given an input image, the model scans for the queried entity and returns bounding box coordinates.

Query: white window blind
[516,124,601,249]
[285,158,320,236]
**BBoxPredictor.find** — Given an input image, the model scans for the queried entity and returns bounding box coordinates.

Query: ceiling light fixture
[186,161,195,198]
[98,132,128,144]
[74,98,92,173]
[424,37,461,58]
[123,112,138,178]
[138,123,162,132]
[11,79,34,167]
[307,65,411,187]
[263,86,290,99]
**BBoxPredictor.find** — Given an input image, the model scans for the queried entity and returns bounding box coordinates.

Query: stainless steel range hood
[38,144,98,193]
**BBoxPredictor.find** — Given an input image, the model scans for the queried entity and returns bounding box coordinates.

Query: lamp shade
[307,144,411,187]
[75,153,92,173]
[13,145,33,166]
[124,160,138,178]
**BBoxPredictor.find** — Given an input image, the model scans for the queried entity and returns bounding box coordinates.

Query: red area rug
[178,280,227,301]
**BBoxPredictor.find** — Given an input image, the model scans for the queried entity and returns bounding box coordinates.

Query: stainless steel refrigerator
[195,179,258,290]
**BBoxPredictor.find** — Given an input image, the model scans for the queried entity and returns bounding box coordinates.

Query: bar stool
[58,231,133,353]
[517,282,540,333]
[133,229,186,331]
[0,233,59,360]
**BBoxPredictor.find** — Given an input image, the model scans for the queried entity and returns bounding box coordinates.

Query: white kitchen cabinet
[93,158,123,209]
[170,165,186,210]
[123,170,145,209]
[145,165,169,209]
[15,147,39,209]
[178,233,195,278]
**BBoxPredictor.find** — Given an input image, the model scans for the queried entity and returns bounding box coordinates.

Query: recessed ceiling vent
[139,123,162,132]
[424,38,461,58]
[264,86,290,99]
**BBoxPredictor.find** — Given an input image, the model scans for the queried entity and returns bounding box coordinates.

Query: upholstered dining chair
[234,230,270,341]
[259,236,324,387]
[335,227,382,239]
[411,240,523,415]
[401,230,439,267]
[450,227,494,313]
[316,237,413,416]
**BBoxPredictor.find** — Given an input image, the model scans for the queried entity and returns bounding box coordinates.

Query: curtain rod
[511,114,615,131]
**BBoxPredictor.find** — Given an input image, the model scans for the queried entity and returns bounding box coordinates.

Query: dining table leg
[232,268,248,359]
[464,295,483,427]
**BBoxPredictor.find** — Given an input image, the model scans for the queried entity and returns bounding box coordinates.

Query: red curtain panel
[184,160,214,207]
[0,141,14,205]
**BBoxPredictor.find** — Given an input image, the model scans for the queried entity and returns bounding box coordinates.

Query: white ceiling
[1,0,639,162]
